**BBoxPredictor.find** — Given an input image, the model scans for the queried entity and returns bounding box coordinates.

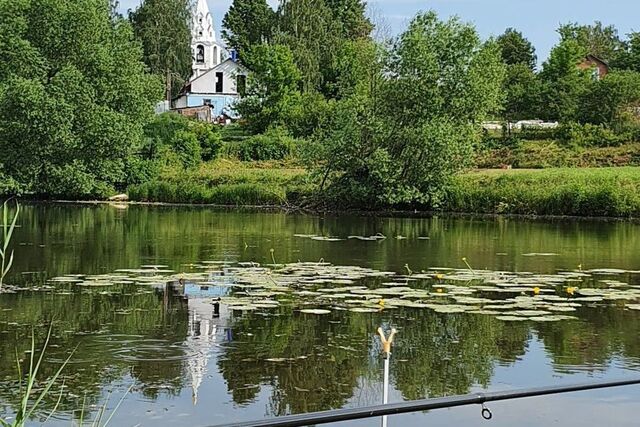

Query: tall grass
[0,200,19,292]
[444,167,640,217]
[0,327,73,427]
[127,159,311,206]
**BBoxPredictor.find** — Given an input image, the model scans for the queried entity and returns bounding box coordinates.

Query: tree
[0,0,162,198]
[276,0,343,94]
[614,32,640,72]
[129,0,192,101]
[539,39,592,121]
[324,0,373,40]
[310,12,505,207]
[578,71,640,129]
[503,63,542,121]
[496,28,537,70]
[221,0,276,58]
[558,21,624,63]
[236,44,303,133]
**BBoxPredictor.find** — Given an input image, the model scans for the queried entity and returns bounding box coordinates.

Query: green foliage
[0,0,162,199]
[477,140,640,169]
[142,113,222,169]
[276,0,343,94]
[129,0,192,100]
[0,200,18,292]
[0,327,74,427]
[556,122,634,148]
[223,128,298,161]
[324,0,373,40]
[577,71,640,129]
[614,32,640,72]
[129,181,287,205]
[222,0,276,58]
[308,11,505,208]
[503,63,542,121]
[539,39,592,121]
[558,21,624,64]
[236,44,303,134]
[497,28,537,70]
[445,168,640,217]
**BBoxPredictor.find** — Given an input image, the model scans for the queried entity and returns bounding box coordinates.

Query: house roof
[585,54,609,67]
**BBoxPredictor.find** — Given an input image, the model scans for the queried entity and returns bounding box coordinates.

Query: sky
[119,0,639,65]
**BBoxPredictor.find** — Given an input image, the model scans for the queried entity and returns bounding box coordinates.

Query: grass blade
[101,384,134,427]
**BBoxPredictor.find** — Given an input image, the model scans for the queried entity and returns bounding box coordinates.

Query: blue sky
[119,0,639,65]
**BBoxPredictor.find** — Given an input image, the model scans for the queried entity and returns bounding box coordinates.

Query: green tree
[325,0,373,39]
[130,0,192,101]
[311,12,505,207]
[0,0,162,198]
[503,63,542,121]
[142,113,221,167]
[558,21,624,63]
[276,0,343,95]
[614,32,640,72]
[236,44,304,134]
[496,28,537,70]
[539,39,592,121]
[221,0,276,58]
[578,71,640,129]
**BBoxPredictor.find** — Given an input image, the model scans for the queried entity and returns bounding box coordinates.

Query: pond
[1,203,640,426]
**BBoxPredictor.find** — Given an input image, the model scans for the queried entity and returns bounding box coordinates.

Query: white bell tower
[192,0,222,78]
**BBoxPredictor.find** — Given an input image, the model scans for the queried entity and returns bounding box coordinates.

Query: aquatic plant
[77,384,134,427]
[0,200,19,292]
[0,327,73,427]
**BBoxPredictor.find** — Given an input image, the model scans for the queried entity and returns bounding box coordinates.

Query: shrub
[142,113,222,168]
[223,127,298,161]
[557,122,631,147]
[171,130,201,168]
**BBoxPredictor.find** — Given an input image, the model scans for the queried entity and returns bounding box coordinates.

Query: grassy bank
[127,159,311,206]
[445,167,640,217]
[475,141,640,169]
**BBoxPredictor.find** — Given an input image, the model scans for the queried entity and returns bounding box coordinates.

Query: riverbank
[445,168,640,217]
[125,162,640,218]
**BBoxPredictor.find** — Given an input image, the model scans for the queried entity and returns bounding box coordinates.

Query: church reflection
[169,277,233,405]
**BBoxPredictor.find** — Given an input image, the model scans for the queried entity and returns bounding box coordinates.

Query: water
[1,203,640,426]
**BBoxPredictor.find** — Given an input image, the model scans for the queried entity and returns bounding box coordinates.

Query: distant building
[173,59,247,120]
[578,54,609,80]
[172,0,247,121]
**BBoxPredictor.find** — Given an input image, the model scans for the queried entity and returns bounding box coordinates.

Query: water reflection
[1,204,640,425]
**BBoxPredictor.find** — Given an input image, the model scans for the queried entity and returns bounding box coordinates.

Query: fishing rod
[209,376,640,427]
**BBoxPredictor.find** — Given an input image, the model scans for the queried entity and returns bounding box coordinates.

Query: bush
[172,130,201,168]
[142,113,222,168]
[223,127,298,161]
[557,122,632,147]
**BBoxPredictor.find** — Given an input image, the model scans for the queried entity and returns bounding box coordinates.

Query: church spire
[191,0,222,78]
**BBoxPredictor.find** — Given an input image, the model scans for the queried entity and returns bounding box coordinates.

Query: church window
[215,72,224,93]
[196,45,205,64]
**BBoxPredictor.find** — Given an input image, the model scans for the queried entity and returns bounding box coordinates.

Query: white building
[173,0,247,120]
[191,0,223,78]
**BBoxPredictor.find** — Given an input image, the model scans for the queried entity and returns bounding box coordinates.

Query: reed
[0,200,19,292]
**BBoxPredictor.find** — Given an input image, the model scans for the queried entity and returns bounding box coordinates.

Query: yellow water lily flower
[566,286,577,295]
[378,299,385,306]
[436,288,443,293]
[533,287,540,295]
[435,273,445,280]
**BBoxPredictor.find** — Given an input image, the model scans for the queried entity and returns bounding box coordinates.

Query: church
[172,0,247,121]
